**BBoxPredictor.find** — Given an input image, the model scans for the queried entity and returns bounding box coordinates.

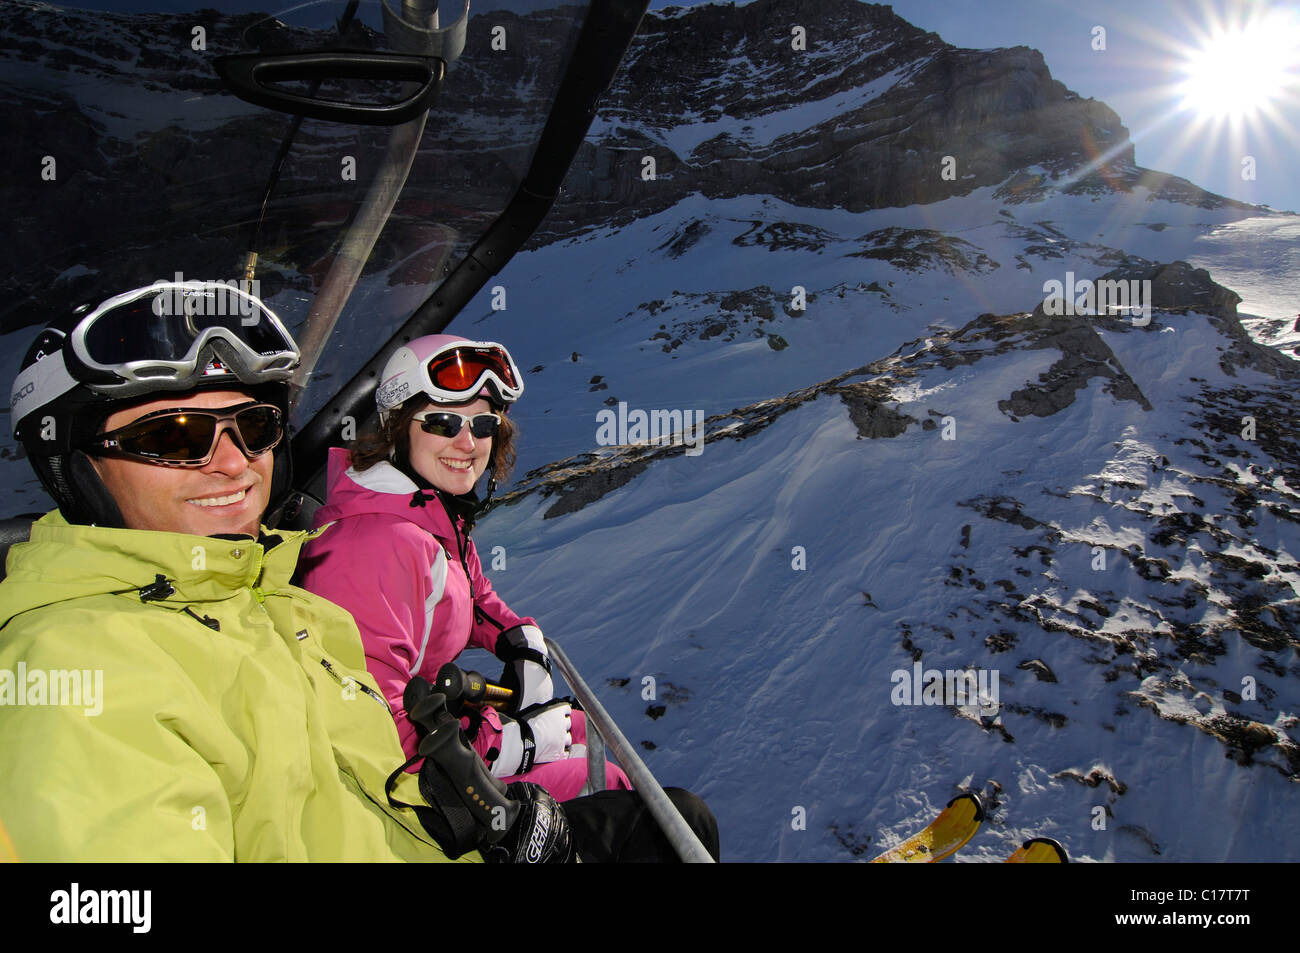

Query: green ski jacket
[0,511,469,862]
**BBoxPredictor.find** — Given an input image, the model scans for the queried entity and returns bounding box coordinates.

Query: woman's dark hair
[350,397,516,483]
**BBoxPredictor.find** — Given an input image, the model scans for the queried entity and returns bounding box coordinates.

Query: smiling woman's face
[405,397,494,496]
[90,389,274,537]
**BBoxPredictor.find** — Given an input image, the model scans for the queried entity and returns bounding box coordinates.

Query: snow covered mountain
[473,249,1299,861]
[550,0,1256,231]
[447,0,1300,861]
[1,0,1297,862]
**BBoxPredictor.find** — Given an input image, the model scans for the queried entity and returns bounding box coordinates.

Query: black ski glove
[388,676,577,863]
[481,781,575,864]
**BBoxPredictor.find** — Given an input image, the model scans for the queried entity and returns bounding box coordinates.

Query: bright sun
[1178,13,1300,120]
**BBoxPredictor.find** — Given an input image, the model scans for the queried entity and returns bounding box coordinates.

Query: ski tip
[1006,836,1069,864]
[946,790,985,823]
[868,791,986,863]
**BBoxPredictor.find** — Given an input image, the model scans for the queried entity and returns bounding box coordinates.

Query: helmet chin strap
[263,438,294,529]
[481,463,497,511]
[57,438,292,532]
[393,451,496,530]
[63,451,127,528]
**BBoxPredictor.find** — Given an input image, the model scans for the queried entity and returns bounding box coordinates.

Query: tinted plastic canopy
[0,0,648,514]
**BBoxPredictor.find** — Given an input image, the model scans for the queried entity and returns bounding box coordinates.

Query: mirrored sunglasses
[412,410,500,439]
[89,403,284,467]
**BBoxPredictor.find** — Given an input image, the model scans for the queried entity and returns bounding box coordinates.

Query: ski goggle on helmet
[375,334,523,422]
[10,280,300,441]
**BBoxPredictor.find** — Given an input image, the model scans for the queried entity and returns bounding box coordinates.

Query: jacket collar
[0,510,320,620]
[316,447,479,540]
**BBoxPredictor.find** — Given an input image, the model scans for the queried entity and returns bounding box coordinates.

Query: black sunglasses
[412,410,500,439]
[90,403,284,467]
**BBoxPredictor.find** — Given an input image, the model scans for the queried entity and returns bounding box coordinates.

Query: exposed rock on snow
[493,260,1300,792]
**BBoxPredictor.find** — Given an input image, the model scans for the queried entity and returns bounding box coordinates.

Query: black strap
[494,626,551,673]
[497,643,551,674]
[460,705,484,741]
[384,754,481,860]
[516,716,536,775]
[389,679,521,858]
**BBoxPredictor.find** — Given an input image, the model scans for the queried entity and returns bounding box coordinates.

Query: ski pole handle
[435,662,514,710]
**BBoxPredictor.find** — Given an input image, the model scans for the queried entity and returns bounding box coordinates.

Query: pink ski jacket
[299,448,629,801]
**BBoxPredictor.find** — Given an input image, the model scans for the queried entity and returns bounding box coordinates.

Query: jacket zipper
[447,510,507,637]
[452,515,475,601]
[473,605,505,633]
[319,658,390,712]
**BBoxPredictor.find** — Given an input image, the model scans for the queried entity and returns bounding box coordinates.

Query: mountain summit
[554,0,1245,234]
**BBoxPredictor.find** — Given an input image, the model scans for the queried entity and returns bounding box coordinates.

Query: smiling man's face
[90,389,275,537]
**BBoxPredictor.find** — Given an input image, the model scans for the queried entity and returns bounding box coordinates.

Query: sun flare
[1178,13,1300,121]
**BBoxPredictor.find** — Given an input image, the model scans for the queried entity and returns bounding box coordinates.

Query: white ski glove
[488,701,573,778]
[495,624,554,712]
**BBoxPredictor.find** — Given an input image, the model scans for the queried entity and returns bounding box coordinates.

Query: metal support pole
[546,638,715,863]
[586,714,607,793]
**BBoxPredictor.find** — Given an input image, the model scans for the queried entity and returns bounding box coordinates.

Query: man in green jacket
[0,281,558,862]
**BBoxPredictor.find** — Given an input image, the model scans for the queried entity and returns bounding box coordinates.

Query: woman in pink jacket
[299,334,629,801]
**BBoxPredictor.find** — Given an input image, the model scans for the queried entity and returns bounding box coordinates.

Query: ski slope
[452,184,1300,862]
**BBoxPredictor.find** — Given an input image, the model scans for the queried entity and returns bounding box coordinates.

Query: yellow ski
[1005,837,1069,863]
[869,792,984,863]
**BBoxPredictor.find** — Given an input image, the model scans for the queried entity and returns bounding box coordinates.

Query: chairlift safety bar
[545,639,715,863]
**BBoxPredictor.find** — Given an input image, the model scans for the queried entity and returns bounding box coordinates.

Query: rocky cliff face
[0,0,1249,331]
[551,0,1243,236]
[500,260,1296,509]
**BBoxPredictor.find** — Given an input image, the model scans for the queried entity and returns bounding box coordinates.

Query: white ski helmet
[375,333,524,421]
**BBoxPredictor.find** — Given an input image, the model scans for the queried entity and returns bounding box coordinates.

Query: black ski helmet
[10,281,301,527]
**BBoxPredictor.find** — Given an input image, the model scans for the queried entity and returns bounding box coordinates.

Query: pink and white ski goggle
[376,339,523,418]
